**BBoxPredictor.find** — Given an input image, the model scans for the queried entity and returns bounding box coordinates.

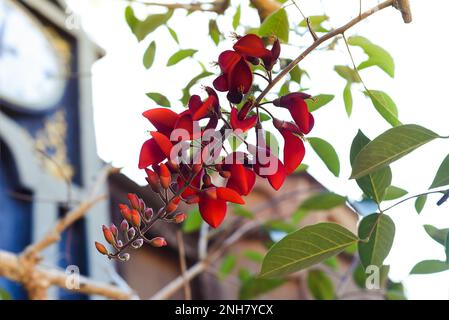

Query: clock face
[0,0,67,111]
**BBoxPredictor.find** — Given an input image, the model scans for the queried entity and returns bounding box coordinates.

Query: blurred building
[0,0,363,300]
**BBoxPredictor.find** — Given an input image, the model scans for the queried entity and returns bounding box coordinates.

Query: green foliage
[348,36,395,77]
[308,137,340,177]
[260,223,358,278]
[300,192,346,211]
[334,65,360,83]
[423,225,449,246]
[233,205,254,219]
[143,41,156,69]
[364,90,401,127]
[146,92,170,107]
[182,208,202,233]
[358,214,395,268]
[299,16,329,33]
[351,125,439,179]
[410,260,449,274]
[167,49,198,66]
[166,26,179,44]
[239,277,285,299]
[264,219,297,233]
[181,71,214,105]
[350,130,392,203]
[232,5,241,30]
[209,20,220,45]
[383,186,408,201]
[219,255,237,280]
[243,250,265,263]
[129,10,174,41]
[259,8,289,42]
[343,83,353,116]
[307,270,335,300]
[306,94,334,112]
[430,154,449,188]
[415,195,427,214]
[289,65,307,84]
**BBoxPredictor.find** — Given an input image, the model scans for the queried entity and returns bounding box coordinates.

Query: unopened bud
[166,197,180,214]
[128,227,136,239]
[95,241,109,256]
[159,163,171,189]
[117,240,123,248]
[185,195,200,204]
[145,168,160,193]
[127,193,140,210]
[110,224,118,238]
[132,238,144,249]
[138,198,146,212]
[131,209,141,228]
[144,208,154,222]
[119,204,132,222]
[150,237,167,248]
[120,219,129,232]
[102,225,115,245]
[167,160,179,172]
[118,253,130,262]
[219,170,231,179]
[173,212,186,224]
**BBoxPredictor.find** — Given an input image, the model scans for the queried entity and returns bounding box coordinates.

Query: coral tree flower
[229,100,257,133]
[273,92,314,134]
[273,119,306,175]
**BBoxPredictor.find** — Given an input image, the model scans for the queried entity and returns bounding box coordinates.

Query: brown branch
[0,250,134,300]
[176,230,192,300]
[255,0,402,105]
[393,0,412,23]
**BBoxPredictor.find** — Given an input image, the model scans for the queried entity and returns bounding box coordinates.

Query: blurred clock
[0,0,68,112]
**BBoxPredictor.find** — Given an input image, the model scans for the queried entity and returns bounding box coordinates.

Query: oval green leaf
[415,195,427,214]
[232,5,241,30]
[300,192,346,211]
[351,124,439,179]
[358,214,395,268]
[307,270,335,300]
[308,137,340,177]
[365,90,401,127]
[143,41,156,69]
[410,260,449,274]
[343,83,353,116]
[383,186,408,201]
[306,94,334,112]
[430,154,449,189]
[423,224,449,246]
[146,92,170,107]
[259,222,358,278]
[259,8,289,42]
[167,49,197,67]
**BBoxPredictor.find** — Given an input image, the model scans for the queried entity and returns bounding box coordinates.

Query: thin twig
[176,230,192,300]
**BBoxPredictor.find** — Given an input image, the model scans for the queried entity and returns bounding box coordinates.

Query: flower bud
[119,204,132,222]
[138,198,146,212]
[167,160,179,172]
[95,241,109,255]
[118,253,130,262]
[185,194,200,204]
[132,238,144,249]
[102,225,115,245]
[202,174,212,187]
[150,237,167,248]
[120,219,129,232]
[130,209,141,228]
[173,212,186,224]
[159,163,171,189]
[144,207,154,222]
[117,240,123,248]
[145,168,160,193]
[110,224,118,238]
[166,197,180,214]
[238,100,253,120]
[128,227,136,239]
[219,170,231,179]
[127,193,140,210]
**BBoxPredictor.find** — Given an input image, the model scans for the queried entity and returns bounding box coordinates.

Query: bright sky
[68,0,449,299]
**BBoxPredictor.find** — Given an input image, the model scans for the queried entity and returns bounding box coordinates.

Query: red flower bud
[110,224,118,238]
[145,168,160,193]
[119,203,132,222]
[219,170,231,179]
[102,225,115,245]
[185,194,200,204]
[127,193,140,210]
[120,219,129,232]
[167,160,179,172]
[173,212,186,224]
[144,208,154,221]
[150,237,167,248]
[159,163,171,190]
[131,209,141,228]
[95,241,109,255]
[166,197,180,214]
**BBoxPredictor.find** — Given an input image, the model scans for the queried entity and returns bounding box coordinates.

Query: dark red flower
[273,92,314,134]
[230,107,257,133]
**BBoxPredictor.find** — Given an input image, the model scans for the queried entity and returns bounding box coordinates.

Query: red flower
[198,186,244,228]
[230,107,257,133]
[254,151,286,190]
[224,163,256,196]
[142,108,180,137]
[273,92,314,134]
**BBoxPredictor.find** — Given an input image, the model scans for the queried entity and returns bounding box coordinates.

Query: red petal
[142,108,179,137]
[276,94,313,134]
[213,74,229,92]
[151,131,173,158]
[174,112,194,140]
[280,129,305,175]
[192,95,217,121]
[254,154,286,190]
[229,58,253,94]
[233,34,270,59]
[230,107,257,133]
[199,195,227,228]
[188,95,202,113]
[225,164,255,196]
[138,139,165,169]
[216,187,245,204]
[218,50,241,73]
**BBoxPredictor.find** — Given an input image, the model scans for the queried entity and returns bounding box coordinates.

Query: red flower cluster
[97,33,316,259]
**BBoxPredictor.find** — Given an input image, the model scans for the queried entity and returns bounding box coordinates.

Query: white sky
[68,0,449,299]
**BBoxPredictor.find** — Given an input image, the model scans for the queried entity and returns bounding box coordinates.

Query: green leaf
[146,92,170,107]
[348,36,395,78]
[134,10,174,41]
[430,154,449,189]
[289,65,305,84]
[182,208,202,233]
[260,223,358,278]
[239,277,285,299]
[125,6,139,33]
[323,256,339,270]
[181,71,213,105]
[143,41,156,69]
[308,137,340,177]
[410,260,449,274]
[209,20,220,45]
[423,225,449,246]
[167,49,197,66]
[234,205,254,219]
[300,192,346,211]
[358,214,395,268]
[351,125,439,179]
[0,288,11,300]
[259,112,271,122]
[166,26,179,44]
[307,270,335,300]
[299,15,329,33]
[334,65,360,83]
[365,90,401,127]
[383,186,408,201]
[350,130,392,203]
[238,268,252,282]
[259,8,289,42]
[279,81,290,96]
[306,94,334,112]
[219,255,237,280]
[294,163,309,173]
[343,83,353,116]
[244,250,265,264]
[232,5,241,30]
[415,195,427,214]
